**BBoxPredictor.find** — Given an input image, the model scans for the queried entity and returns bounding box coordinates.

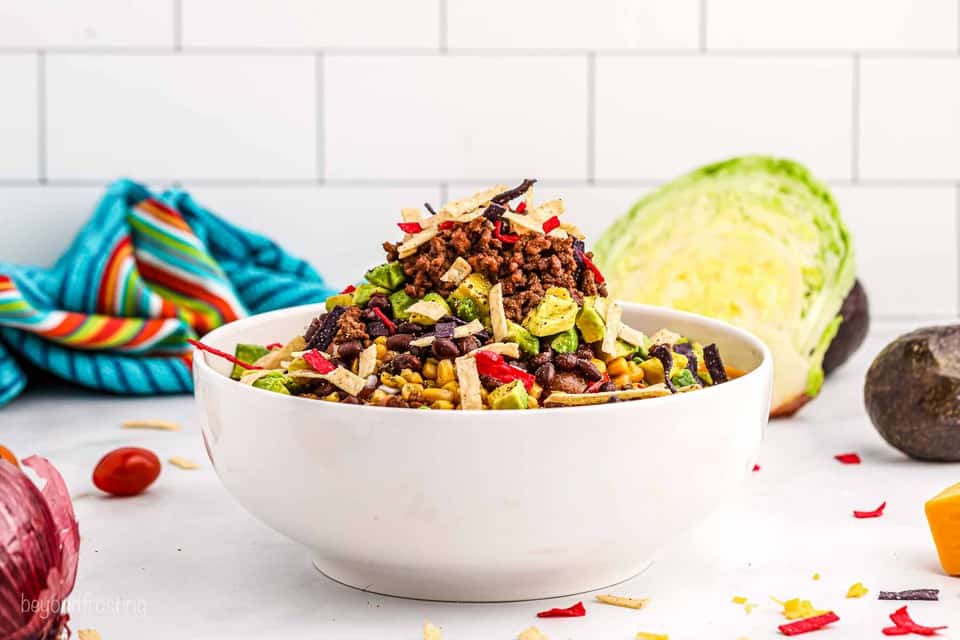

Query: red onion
[0,457,79,640]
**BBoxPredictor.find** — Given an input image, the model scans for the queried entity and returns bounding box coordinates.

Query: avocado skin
[864,325,960,461]
[824,280,870,376]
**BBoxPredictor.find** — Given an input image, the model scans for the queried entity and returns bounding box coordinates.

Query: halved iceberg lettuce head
[594,156,855,416]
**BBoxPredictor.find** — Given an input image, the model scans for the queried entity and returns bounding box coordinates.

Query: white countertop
[4,319,959,639]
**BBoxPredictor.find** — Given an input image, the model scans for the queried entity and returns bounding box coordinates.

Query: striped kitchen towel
[0,179,335,408]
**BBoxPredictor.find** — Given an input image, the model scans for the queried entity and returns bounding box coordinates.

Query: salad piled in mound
[207,180,737,410]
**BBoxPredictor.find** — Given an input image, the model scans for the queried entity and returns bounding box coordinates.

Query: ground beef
[383,217,607,322]
[332,306,368,345]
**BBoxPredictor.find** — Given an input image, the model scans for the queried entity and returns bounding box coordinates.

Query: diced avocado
[231,344,270,380]
[576,304,606,343]
[390,289,417,320]
[449,296,480,322]
[550,327,579,353]
[507,321,540,357]
[325,293,354,311]
[639,358,665,384]
[489,380,529,410]
[364,262,406,290]
[612,339,638,358]
[451,274,492,317]
[671,352,688,372]
[408,293,452,326]
[286,357,308,372]
[693,341,712,384]
[671,368,697,388]
[523,289,579,337]
[251,372,291,395]
[353,283,389,307]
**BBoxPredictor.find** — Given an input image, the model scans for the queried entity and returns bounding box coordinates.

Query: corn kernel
[374,336,387,346]
[437,359,456,386]
[612,373,630,388]
[672,352,688,371]
[379,372,396,387]
[442,381,460,395]
[322,392,340,403]
[639,358,664,383]
[432,400,455,410]
[590,358,607,374]
[607,357,628,376]
[375,343,387,359]
[401,383,423,400]
[369,389,388,405]
[422,387,455,403]
[400,369,423,384]
[527,395,539,409]
[529,382,543,400]
[422,361,438,380]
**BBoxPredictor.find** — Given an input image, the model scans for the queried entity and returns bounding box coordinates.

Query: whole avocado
[864,325,960,461]
[823,280,870,376]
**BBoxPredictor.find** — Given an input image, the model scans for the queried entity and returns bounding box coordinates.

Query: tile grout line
[851,53,860,182]
[36,50,46,184]
[438,0,448,53]
[173,0,182,51]
[699,0,708,52]
[316,53,324,184]
[586,52,596,184]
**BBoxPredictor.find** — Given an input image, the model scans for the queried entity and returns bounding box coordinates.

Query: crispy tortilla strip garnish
[530,199,564,222]
[596,594,649,609]
[78,631,101,640]
[404,300,449,322]
[401,207,422,223]
[255,336,306,369]
[424,621,443,640]
[503,212,545,234]
[464,342,521,359]
[440,257,472,284]
[239,369,284,386]
[650,328,682,347]
[618,323,645,347]
[455,356,483,410]
[635,633,668,640]
[323,366,367,396]
[357,344,378,379]
[121,419,180,431]
[439,185,509,217]
[410,319,486,347]
[398,226,439,259]
[168,456,201,470]
[489,283,508,341]
[593,295,609,318]
[601,302,622,355]
[543,384,671,407]
[559,221,584,239]
[453,207,488,224]
[518,627,549,640]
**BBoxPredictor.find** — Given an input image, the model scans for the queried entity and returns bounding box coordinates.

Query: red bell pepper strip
[397,221,423,234]
[778,612,839,636]
[853,501,886,519]
[542,215,560,234]
[473,350,535,391]
[494,219,520,244]
[372,307,396,335]
[834,452,861,464]
[265,342,283,350]
[439,220,455,230]
[303,349,336,374]
[514,201,527,213]
[537,601,585,618]
[575,248,605,285]
[340,284,357,295]
[584,373,610,393]
[883,606,948,636]
[187,339,262,370]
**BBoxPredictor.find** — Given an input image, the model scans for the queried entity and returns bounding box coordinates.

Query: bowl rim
[193,300,773,416]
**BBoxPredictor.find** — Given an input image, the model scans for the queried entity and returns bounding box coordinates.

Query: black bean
[367,293,391,313]
[576,344,595,360]
[530,347,554,369]
[535,362,556,387]
[385,396,408,408]
[578,358,603,381]
[549,371,587,394]
[396,322,425,335]
[508,359,529,371]
[367,320,390,338]
[315,381,337,396]
[555,352,578,371]
[480,375,502,391]
[386,333,414,352]
[391,353,422,373]
[341,395,360,405]
[599,381,617,393]
[336,341,362,362]
[457,335,482,354]
[361,308,379,322]
[432,337,460,359]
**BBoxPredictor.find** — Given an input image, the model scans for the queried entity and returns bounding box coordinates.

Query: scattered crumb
[168,457,201,470]
[78,631,101,640]
[846,582,869,598]
[424,621,443,640]
[596,594,649,609]
[813,572,821,581]
[636,632,669,640]
[732,596,748,604]
[518,626,549,640]
[122,419,180,431]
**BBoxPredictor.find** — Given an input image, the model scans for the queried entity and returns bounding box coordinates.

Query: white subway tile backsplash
[45,55,317,181]
[859,58,960,181]
[595,57,853,181]
[182,0,439,49]
[0,55,38,179]
[525,183,650,247]
[182,186,443,288]
[324,55,588,180]
[833,186,958,317]
[0,1,174,48]
[447,0,698,50]
[708,0,958,51]
[0,187,104,266]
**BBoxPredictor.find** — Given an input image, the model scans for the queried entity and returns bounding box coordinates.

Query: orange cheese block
[925,482,960,576]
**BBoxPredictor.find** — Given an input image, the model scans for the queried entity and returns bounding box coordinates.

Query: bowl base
[312,556,654,603]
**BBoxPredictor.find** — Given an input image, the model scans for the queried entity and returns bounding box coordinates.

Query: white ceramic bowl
[194,302,772,602]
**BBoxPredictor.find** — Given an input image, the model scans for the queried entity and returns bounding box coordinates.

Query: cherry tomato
[93,447,161,496]
[0,445,19,469]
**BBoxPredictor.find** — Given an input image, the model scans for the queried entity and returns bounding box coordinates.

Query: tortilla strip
[254,336,305,370]
[455,356,483,410]
[398,226,439,258]
[489,283,508,342]
[357,344,378,379]
[543,384,671,407]
[601,302,622,355]
[440,257,472,284]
